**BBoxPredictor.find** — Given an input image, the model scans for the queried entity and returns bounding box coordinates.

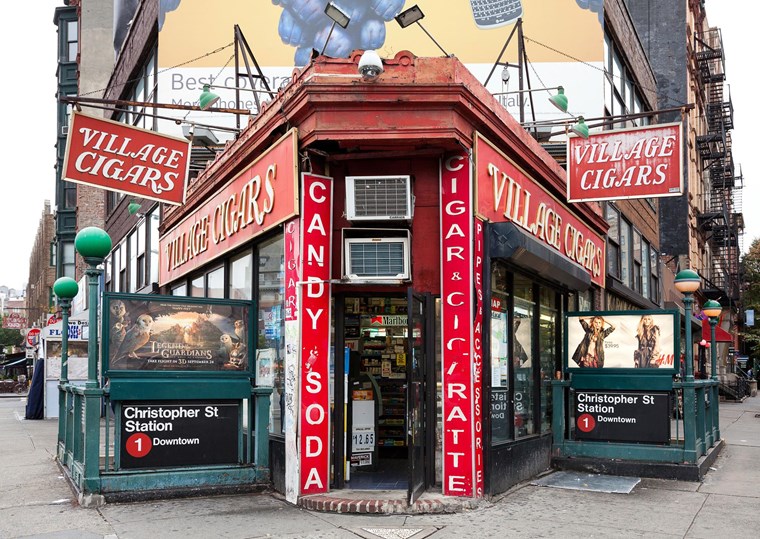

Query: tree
[740,238,760,365]
[0,315,24,349]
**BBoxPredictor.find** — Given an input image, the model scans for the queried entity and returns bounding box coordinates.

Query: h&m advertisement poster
[104,294,251,372]
[565,311,679,371]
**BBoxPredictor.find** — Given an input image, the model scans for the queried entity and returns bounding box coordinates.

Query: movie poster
[566,311,678,371]
[104,294,251,372]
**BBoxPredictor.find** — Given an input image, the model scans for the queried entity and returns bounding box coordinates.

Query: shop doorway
[336,290,433,503]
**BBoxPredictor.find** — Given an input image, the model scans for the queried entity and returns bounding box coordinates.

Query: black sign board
[574,391,670,444]
[120,400,239,469]
[491,388,509,440]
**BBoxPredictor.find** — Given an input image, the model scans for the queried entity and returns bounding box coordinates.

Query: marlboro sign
[567,123,683,203]
[62,111,190,205]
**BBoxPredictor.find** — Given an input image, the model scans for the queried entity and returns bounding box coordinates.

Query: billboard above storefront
[474,132,606,287]
[565,310,679,372]
[567,123,683,203]
[158,128,299,286]
[155,0,605,136]
[62,111,190,206]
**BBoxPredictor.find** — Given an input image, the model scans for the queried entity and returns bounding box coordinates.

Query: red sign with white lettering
[567,123,682,202]
[440,153,476,497]
[475,133,606,287]
[62,111,190,205]
[298,173,333,495]
[158,129,298,285]
[473,218,485,497]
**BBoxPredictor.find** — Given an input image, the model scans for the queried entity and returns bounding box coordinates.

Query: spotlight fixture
[394,4,449,57]
[320,2,351,56]
[548,86,568,113]
[198,84,220,110]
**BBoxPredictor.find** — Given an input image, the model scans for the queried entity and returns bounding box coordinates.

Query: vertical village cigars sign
[474,133,605,287]
[567,123,683,202]
[62,111,190,205]
[158,129,298,285]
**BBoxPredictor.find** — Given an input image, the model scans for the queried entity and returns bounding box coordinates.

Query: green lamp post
[703,299,723,443]
[53,276,78,462]
[53,277,79,384]
[74,226,111,499]
[674,269,701,459]
[74,227,112,388]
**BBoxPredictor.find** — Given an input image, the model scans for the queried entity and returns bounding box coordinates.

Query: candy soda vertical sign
[298,174,333,495]
[440,152,481,496]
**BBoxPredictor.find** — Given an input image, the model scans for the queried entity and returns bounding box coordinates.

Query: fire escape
[695,27,744,308]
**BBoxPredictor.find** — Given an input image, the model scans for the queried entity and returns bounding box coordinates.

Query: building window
[633,230,642,293]
[490,263,510,444]
[119,240,128,292]
[190,275,204,297]
[104,255,112,292]
[256,235,285,434]
[128,231,138,293]
[513,274,535,438]
[206,266,225,299]
[171,283,187,296]
[66,20,78,62]
[61,242,75,279]
[148,209,160,284]
[605,204,620,279]
[642,241,650,299]
[620,219,631,287]
[539,286,559,433]
[650,248,660,304]
[229,251,253,300]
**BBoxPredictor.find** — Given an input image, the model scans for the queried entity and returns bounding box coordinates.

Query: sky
[0,1,755,292]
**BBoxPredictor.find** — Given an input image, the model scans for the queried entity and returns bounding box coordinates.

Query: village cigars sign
[159,129,298,285]
[474,133,605,288]
[567,123,683,203]
[440,152,483,497]
[298,173,333,495]
[62,111,190,205]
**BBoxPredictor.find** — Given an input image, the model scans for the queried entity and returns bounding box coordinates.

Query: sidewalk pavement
[2,393,760,539]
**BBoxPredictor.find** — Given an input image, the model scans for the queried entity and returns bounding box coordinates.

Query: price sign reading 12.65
[351,427,375,453]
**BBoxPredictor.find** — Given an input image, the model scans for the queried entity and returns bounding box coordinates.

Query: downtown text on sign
[474,133,606,287]
[120,400,239,469]
[574,391,670,444]
[158,129,299,285]
[567,123,683,203]
[62,111,190,205]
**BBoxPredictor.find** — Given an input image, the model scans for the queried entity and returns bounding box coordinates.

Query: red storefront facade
[159,51,608,503]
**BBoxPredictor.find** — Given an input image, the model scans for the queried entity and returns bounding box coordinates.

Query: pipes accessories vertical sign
[298,174,333,495]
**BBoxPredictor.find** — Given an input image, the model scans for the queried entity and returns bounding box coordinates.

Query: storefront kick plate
[532,471,640,494]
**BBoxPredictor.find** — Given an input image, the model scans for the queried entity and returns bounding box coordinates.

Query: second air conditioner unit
[345,175,413,221]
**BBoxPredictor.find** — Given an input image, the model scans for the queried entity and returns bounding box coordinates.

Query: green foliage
[0,315,24,348]
[740,238,760,359]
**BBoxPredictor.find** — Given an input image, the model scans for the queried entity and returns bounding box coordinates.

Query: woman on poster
[571,316,616,368]
[634,314,660,368]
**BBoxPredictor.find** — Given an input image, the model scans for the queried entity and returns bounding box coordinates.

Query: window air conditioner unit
[345,175,413,221]
[343,229,411,282]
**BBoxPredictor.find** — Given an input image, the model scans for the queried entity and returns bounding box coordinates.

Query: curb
[298,493,483,514]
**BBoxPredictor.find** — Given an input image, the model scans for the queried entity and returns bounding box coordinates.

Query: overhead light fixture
[358,50,383,81]
[571,116,589,139]
[127,200,142,216]
[494,86,569,113]
[199,84,220,110]
[320,2,351,56]
[395,4,449,57]
[501,66,510,83]
[548,86,568,113]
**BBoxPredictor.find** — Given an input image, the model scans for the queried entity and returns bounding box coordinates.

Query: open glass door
[407,289,426,504]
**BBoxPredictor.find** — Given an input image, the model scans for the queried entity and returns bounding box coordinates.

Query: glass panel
[128,232,137,293]
[67,20,77,41]
[229,251,253,300]
[190,276,204,297]
[620,220,631,287]
[171,283,187,296]
[257,235,285,434]
[513,274,535,438]
[539,287,558,433]
[490,262,510,443]
[642,242,650,300]
[149,210,159,284]
[608,244,620,280]
[605,205,619,241]
[206,266,224,298]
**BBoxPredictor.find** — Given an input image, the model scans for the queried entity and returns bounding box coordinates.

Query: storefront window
[513,274,535,438]
[539,287,558,433]
[190,275,204,297]
[171,283,187,296]
[257,235,285,434]
[206,266,224,298]
[229,251,253,300]
[490,262,510,444]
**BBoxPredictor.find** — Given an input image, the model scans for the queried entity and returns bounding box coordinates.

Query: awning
[1,356,28,368]
[701,319,733,342]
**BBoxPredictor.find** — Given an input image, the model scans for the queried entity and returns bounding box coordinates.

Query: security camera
[358,50,383,81]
